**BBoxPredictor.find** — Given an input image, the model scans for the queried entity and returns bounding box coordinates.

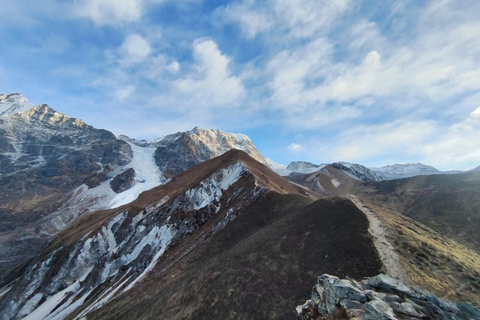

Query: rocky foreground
[297,274,480,320]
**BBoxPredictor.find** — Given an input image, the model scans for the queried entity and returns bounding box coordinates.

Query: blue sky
[1,0,480,170]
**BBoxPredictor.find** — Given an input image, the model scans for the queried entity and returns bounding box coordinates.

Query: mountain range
[0,93,479,319]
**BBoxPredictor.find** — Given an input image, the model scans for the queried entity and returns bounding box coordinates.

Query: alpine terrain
[0,94,479,320]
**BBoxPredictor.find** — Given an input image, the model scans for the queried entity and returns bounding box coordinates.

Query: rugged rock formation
[297,274,480,320]
[151,126,268,178]
[110,168,136,193]
[331,162,386,181]
[0,103,132,278]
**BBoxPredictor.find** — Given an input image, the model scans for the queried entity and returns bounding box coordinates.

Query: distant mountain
[0,93,34,117]
[372,163,442,180]
[125,126,269,179]
[285,161,325,175]
[331,162,386,181]
[282,160,447,181]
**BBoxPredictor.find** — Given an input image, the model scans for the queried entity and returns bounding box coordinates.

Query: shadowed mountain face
[0,150,383,320]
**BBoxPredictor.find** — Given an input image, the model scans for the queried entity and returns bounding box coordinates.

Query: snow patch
[110,142,166,208]
[184,161,248,210]
[23,281,81,320]
[331,179,341,188]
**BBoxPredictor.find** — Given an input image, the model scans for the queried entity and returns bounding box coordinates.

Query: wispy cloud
[73,0,143,25]
[2,0,480,169]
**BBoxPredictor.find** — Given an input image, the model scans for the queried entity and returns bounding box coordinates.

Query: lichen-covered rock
[297,274,480,320]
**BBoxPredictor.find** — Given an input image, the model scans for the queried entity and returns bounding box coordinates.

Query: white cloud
[330,120,438,163]
[220,0,274,38]
[74,0,143,25]
[420,107,480,169]
[166,61,180,74]
[119,34,152,66]
[272,0,352,38]
[115,85,135,101]
[288,143,302,152]
[174,38,245,106]
[221,0,353,39]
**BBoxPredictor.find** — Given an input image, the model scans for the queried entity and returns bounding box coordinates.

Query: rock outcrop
[297,274,480,320]
[152,126,268,179]
[110,168,136,193]
[0,103,132,278]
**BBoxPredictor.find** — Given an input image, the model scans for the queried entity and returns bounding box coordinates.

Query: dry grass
[360,198,480,304]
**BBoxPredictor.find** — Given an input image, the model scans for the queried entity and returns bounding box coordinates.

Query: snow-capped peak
[371,163,441,179]
[0,93,35,117]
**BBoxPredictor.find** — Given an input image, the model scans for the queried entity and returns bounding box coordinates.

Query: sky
[1,0,480,170]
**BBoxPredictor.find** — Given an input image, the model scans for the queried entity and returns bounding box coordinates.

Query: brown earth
[84,194,382,320]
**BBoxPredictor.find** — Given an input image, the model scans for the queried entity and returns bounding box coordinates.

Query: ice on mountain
[110,142,166,208]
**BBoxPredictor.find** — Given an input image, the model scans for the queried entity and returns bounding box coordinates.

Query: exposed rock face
[110,168,136,193]
[332,162,386,181]
[297,274,480,320]
[0,103,132,278]
[287,161,324,174]
[151,126,268,178]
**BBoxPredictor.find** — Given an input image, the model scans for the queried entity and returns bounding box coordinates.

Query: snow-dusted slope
[371,163,442,180]
[284,161,325,175]
[0,103,133,277]
[124,126,269,179]
[0,93,34,117]
[332,162,386,181]
[0,153,268,320]
[110,140,167,208]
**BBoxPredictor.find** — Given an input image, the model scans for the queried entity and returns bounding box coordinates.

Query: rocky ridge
[297,274,480,320]
[0,103,133,277]
[150,126,268,178]
[332,162,386,181]
[0,150,309,320]
[0,93,34,117]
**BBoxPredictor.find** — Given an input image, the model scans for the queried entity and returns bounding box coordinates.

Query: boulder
[110,168,136,193]
[297,274,480,320]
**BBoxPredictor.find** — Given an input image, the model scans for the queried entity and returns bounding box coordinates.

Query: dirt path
[348,195,406,281]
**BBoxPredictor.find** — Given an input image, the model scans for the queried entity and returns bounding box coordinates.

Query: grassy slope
[360,198,480,304]
[86,194,382,320]
[357,171,480,252]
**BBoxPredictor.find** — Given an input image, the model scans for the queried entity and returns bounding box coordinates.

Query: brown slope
[353,197,480,304]
[353,171,480,252]
[287,165,361,196]
[1,149,322,319]
[45,149,317,253]
[288,166,480,304]
[86,194,382,320]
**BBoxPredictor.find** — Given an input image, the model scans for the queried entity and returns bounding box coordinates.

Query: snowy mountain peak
[16,104,89,129]
[0,92,35,117]
[331,162,385,181]
[372,163,441,179]
[286,161,325,174]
